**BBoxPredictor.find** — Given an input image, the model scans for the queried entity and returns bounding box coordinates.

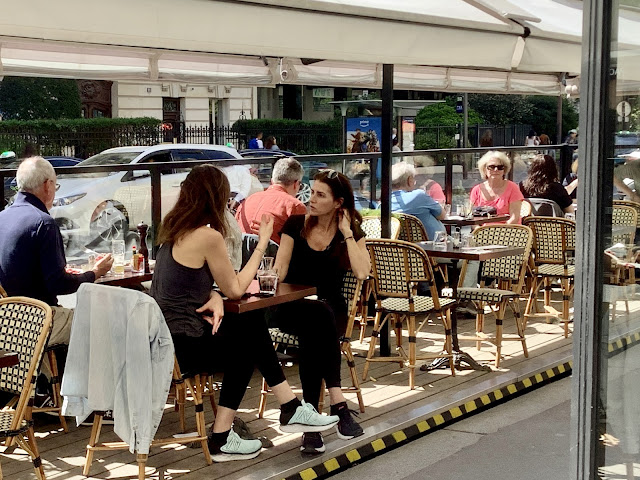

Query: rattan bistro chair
[361,216,401,240]
[258,271,366,417]
[613,199,640,229]
[523,217,576,338]
[612,204,638,245]
[363,239,455,389]
[171,358,218,434]
[457,225,534,368]
[0,296,53,480]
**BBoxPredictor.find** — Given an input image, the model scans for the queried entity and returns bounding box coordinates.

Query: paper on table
[447,215,465,220]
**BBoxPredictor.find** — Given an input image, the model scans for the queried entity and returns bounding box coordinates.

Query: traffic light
[455,96,464,114]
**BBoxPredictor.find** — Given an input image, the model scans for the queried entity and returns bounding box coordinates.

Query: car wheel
[297,182,311,204]
[89,201,129,247]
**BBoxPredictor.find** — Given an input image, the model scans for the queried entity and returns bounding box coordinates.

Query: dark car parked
[2,156,82,201]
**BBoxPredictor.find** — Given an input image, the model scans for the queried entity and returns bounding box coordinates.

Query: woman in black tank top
[151,165,340,462]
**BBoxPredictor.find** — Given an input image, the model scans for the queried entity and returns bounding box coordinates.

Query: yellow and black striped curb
[608,331,640,357]
[283,360,573,480]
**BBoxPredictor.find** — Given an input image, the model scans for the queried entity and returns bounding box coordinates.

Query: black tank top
[150,243,215,337]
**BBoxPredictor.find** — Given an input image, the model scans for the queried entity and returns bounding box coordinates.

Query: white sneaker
[279,401,339,433]
[210,430,262,462]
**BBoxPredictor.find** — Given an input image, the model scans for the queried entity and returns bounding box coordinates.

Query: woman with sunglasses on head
[150,165,340,463]
[470,151,523,224]
[273,169,371,454]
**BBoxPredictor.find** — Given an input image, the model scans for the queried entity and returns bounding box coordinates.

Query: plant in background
[0,77,82,120]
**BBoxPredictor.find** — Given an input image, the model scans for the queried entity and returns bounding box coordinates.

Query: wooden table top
[441,214,510,226]
[95,269,153,287]
[0,350,19,368]
[223,281,317,314]
[417,242,525,261]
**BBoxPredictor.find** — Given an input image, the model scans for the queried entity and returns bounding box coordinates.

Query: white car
[51,144,262,254]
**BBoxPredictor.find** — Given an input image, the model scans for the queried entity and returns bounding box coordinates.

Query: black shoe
[300,432,325,454]
[331,403,364,440]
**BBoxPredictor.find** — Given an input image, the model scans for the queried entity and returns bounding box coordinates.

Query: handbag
[472,205,497,217]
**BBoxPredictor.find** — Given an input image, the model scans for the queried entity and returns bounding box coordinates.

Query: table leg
[422,261,491,372]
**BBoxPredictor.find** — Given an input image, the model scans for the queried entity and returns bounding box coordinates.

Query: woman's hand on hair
[338,209,353,237]
[196,290,224,335]
[258,214,274,242]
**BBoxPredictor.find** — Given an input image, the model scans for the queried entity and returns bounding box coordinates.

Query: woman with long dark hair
[273,169,371,454]
[150,165,339,463]
[520,154,574,213]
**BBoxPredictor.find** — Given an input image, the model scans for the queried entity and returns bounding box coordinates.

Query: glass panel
[597,2,640,478]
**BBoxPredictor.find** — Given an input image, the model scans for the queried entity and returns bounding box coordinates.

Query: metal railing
[0,144,573,257]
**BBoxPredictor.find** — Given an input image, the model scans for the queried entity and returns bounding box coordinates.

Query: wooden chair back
[361,216,401,239]
[613,199,640,229]
[523,217,576,265]
[366,238,442,307]
[473,224,534,293]
[612,204,638,245]
[395,213,430,242]
[0,297,52,429]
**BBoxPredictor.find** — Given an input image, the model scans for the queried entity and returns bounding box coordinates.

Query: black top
[519,181,573,210]
[150,243,214,337]
[0,192,95,306]
[280,215,364,313]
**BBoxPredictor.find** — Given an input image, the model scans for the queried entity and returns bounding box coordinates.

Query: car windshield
[58,151,141,178]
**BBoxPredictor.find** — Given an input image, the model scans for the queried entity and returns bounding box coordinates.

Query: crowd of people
[4,127,639,465]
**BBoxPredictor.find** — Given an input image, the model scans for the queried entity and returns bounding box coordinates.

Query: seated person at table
[0,157,113,383]
[390,162,445,240]
[470,151,523,224]
[613,150,640,203]
[235,157,307,244]
[273,170,371,454]
[519,154,574,214]
[563,156,579,200]
[150,165,338,463]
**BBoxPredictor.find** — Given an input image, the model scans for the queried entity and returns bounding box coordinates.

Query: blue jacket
[390,189,445,241]
[0,192,95,306]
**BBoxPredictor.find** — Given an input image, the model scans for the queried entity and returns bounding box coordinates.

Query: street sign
[456,96,464,114]
[616,101,631,119]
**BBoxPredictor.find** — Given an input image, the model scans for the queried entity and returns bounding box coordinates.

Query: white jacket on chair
[61,283,174,454]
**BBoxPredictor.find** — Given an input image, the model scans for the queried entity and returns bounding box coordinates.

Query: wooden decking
[1,304,575,480]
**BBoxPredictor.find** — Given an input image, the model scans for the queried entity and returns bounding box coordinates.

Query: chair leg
[562,278,571,338]
[186,377,213,466]
[524,277,540,324]
[476,301,485,351]
[47,350,68,433]
[394,314,403,349]
[137,453,148,480]
[83,412,104,476]
[362,309,384,381]
[343,342,365,413]
[359,282,372,343]
[543,277,552,310]
[494,304,505,368]
[258,377,269,419]
[14,427,45,480]
[408,314,416,390]
[512,299,528,358]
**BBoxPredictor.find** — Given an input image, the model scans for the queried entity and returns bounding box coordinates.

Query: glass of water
[111,240,126,275]
[433,230,447,248]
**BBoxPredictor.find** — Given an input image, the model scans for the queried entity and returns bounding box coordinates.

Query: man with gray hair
[391,161,445,240]
[0,157,113,383]
[235,157,307,243]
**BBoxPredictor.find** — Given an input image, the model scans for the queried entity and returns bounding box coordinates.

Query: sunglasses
[321,169,340,179]
[486,164,505,171]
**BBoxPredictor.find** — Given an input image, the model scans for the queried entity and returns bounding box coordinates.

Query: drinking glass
[258,273,278,295]
[433,230,447,247]
[444,204,452,218]
[258,256,274,276]
[111,240,126,275]
[451,229,461,248]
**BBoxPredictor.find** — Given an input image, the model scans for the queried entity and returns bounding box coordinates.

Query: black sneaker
[300,432,325,454]
[331,403,364,440]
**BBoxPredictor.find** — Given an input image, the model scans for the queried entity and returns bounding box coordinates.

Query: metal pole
[570,0,615,478]
[379,63,394,358]
[463,93,469,148]
[557,95,563,144]
[150,167,162,258]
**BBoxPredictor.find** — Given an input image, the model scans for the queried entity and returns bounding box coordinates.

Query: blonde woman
[470,151,523,224]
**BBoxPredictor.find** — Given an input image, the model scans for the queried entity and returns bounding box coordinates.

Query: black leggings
[172,310,286,411]
[271,299,346,410]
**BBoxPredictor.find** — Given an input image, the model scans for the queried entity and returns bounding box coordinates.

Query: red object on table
[223,281,316,314]
[0,350,19,368]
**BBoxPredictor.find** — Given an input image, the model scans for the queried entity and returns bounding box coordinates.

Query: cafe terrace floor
[3,293,604,480]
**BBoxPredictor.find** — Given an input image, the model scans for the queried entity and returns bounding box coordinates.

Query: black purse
[472,206,497,217]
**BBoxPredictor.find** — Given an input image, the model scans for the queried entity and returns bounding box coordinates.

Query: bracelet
[344,235,354,241]
[255,246,266,255]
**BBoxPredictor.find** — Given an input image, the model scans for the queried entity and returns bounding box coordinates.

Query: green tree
[414,97,482,148]
[468,94,533,124]
[0,77,82,120]
[521,96,579,143]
